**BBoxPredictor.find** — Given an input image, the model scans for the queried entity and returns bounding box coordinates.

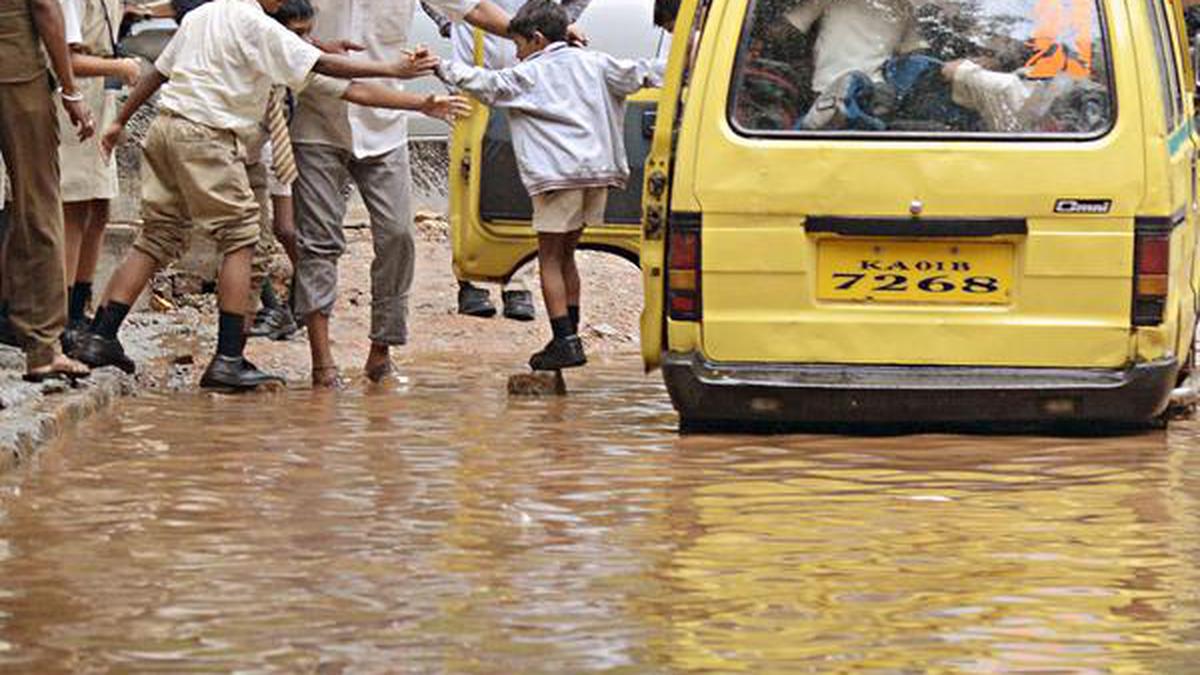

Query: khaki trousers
[134,113,260,266]
[0,73,67,369]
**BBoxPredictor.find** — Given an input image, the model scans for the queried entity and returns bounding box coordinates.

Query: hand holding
[567,24,588,47]
[396,47,440,79]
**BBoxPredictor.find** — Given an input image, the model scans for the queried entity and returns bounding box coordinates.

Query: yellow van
[636,0,1200,426]
[452,0,1200,427]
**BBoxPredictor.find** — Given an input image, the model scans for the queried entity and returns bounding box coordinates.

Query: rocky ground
[243,211,644,384]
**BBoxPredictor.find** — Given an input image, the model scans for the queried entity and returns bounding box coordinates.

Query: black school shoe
[529,335,587,371]
[71,331,137,374]
[457,283,496,318]
[60,317,91,355]
[501,290,536,322]
[199,355,285,390]
[248,306,299,341]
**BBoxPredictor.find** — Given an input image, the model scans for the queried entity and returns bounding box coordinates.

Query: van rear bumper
[662,352,1179,427]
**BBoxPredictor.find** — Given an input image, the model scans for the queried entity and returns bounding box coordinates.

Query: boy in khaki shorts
[72,0,464,390]
[437,0,661,370]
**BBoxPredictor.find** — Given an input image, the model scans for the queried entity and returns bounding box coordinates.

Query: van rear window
[728,0,1114,138]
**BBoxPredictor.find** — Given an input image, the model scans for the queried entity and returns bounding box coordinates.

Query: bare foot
[311,365,342,389]
[25,354,91,383]
[364,344,394,383]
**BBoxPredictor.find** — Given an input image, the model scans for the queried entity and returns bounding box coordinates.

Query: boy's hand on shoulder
[395,47,440,79]
[420,94,471,123]
[567,24,588,47]
[99,122,125,162]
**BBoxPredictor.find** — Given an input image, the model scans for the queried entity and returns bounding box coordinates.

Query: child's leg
[537,232,569,320]
[563,229,584,332]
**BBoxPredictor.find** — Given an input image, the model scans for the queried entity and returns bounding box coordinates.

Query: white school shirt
[291,0,479,159]
[786,0,924,93]
[153,0,323,134]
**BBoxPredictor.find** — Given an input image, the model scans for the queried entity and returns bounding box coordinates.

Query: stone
[507,370,567,397]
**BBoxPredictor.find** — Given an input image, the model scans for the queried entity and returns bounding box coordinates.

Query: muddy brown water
[0,355,1198,672]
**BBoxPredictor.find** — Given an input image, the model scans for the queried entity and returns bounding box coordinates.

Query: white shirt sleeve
[59,0,84,45]
[242,12,324,91]
[600,54,661,97]
[950,60,1033,131]
[154,31,183,76]
[440,60,536,107]
[426,0,479,22]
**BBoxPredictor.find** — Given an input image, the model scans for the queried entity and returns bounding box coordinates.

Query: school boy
[437,0,661,370]
[421,0,591,323]
[72,0,466,389]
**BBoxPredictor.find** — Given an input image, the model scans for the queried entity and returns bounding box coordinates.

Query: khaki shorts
[531,187,608,234]
[134,112,260,266]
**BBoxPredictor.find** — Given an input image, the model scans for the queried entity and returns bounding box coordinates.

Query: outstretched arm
[341,82,471,121]
[100,70,167,158]
[313,49,440,80]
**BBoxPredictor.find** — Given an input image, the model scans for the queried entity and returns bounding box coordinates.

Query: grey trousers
[293,143,414,346]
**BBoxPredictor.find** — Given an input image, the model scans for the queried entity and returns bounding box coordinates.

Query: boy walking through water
[74,0,464,389]
[437,0,661,370]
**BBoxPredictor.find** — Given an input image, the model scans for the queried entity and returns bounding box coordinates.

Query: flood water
[0,355,1199,672]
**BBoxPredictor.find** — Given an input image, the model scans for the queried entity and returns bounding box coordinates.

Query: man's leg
[528,190,586,371]
[293,143,351,387]
[537,233,569,320]
[0,75,82,376]
[349,146,415,382]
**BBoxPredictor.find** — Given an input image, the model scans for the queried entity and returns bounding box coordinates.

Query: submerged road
[0,355,1197,671]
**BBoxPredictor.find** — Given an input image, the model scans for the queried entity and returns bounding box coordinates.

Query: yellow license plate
[817,239,1013,304]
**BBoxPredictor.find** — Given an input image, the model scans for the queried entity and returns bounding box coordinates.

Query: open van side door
[640,0,708,371]
[448,31,660,285]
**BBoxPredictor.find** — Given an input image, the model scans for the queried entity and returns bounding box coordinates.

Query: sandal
[24,355,91,383]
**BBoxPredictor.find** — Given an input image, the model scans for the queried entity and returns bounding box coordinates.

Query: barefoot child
[437,0,661,370]
[72,0,468,390]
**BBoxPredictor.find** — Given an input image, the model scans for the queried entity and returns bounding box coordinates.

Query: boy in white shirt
[438,0,661,370]
[72,0,466,390]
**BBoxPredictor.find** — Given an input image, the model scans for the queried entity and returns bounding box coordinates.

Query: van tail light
[667,212,702,321]
[1132,220,1172,326]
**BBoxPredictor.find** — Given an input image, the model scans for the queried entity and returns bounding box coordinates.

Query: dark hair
[271,0,315,25]
[171,0,210,23]
[508,0,569,43]
[653,0,680,29]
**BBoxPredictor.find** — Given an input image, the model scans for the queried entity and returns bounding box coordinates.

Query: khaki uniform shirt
[0,0,47,83]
